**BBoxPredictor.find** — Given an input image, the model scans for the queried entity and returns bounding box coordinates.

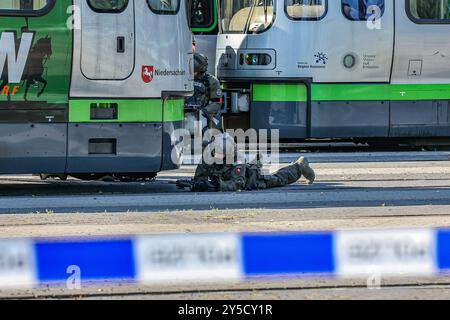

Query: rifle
[170,179,218,192]
[169,179,194,190]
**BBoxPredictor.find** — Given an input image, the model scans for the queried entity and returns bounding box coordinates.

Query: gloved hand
[192,179,219,192]
[175,179,193,190]
[210,176,220,187]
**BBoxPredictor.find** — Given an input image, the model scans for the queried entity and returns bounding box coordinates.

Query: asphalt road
[0,151,450,299]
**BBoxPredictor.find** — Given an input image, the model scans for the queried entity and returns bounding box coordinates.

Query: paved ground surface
[0,151,450,299]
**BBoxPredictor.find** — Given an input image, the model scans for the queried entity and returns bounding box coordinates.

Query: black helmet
[194,53,208,75]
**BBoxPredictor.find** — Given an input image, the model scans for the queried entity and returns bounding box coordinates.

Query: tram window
[341,0,385,21]
[147,0,180,14]
[285,0,327,20]
[190,0,214,28]
[221,0,275,34]
[87,0,129,13]
[0,0,54,15]
[407,0,450,23]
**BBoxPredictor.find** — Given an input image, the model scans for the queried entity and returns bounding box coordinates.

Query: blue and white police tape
[1,228,450,288]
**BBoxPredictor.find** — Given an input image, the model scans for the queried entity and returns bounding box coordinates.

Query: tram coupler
[221,88,250,114]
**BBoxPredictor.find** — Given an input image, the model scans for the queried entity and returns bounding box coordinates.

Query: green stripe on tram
[252,83,450,102]
[163,99,185,122]
[313,84,450,101]
[252,84,308,102]
[69,99,184,123]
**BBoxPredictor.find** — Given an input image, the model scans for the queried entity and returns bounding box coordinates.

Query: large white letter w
[0,32,33,83]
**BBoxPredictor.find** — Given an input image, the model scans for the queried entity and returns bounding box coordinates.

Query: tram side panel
[390,0,450,137]
[217,0,395,139]
[69,0,193,174]
[217,0,450,140]
[0,0,71,173]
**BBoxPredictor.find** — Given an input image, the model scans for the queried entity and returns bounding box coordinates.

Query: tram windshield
[286,0,327,20]
[409,0,450,20]
[190,0,214,28]
[0,0,50,10]
[221,0,274,34]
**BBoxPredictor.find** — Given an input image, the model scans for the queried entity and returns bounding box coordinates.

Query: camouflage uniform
[193,158,314,192]
[189,134,316,192]
[196,73,222,120]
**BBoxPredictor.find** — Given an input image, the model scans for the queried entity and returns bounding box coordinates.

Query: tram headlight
[247,54,259,65]
[241,53,272,66]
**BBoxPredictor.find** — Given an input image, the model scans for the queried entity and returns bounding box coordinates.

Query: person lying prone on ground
[176,133,316,192]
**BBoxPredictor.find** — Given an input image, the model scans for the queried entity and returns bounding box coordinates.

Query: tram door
[80,0,135,80]
[310,0,395,138]
[323,0,395,83]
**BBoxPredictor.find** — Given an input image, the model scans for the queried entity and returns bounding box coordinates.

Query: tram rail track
[3,277,450,300]
[0,153,447,298]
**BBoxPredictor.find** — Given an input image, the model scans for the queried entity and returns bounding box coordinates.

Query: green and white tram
[216,0,450,141]
[0,0,193,179]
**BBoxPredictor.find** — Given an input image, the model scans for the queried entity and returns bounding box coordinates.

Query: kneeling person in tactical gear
[177,134,316,192]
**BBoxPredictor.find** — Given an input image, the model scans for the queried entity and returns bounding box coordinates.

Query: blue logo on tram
[314,52,328,65]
